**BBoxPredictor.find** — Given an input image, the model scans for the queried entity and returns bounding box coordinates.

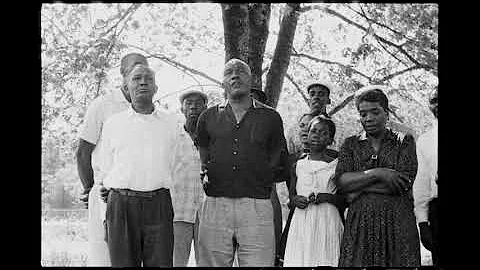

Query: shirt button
[233,151,237,155]
[234,138,239,143]
[233,165,237,171]
[235,124,240,129]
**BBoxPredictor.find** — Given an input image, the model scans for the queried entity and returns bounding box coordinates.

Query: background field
[41,208,432,267]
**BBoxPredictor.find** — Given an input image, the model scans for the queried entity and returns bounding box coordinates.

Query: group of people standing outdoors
[76,53,439,268]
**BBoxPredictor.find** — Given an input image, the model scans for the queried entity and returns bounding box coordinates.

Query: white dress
[283,157,343,267]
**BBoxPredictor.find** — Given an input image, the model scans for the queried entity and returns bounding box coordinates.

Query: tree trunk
[264,3,300,108]
[221,4,250,63]
[247,3,271,91]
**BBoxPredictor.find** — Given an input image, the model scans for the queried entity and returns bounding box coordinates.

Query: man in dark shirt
[195,58,288,267]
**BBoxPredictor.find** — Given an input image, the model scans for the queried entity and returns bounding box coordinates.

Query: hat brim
[179,90,208,103]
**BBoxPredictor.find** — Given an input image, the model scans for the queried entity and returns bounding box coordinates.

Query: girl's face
[307,121,333,151]
[298,114,314,145]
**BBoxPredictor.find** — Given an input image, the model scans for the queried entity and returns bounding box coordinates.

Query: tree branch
[126,44,222,86]
[300,5,435,71]
[375,65,425,84]
[285,73,309,105]
[291,52,372,82]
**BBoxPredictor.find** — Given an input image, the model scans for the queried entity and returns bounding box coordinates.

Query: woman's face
[298,114,314,145]
[358,101,388,136]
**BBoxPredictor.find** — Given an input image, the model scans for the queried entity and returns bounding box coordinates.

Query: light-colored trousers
[198,196,275,267]
[173,213,200,267]
[87,184,110,266]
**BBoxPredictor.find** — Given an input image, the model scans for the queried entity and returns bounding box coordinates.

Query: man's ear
[153,84,158,94]
[327,97,331,105]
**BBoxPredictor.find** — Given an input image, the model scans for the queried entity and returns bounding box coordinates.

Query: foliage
[41,3,437,209]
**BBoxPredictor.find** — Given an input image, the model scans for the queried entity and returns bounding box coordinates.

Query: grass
[41,208,431,266]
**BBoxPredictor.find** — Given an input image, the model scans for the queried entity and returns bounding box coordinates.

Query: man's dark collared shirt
[195,99,288,199]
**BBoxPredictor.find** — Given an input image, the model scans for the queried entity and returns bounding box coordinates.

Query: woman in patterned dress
[333,86,421,267]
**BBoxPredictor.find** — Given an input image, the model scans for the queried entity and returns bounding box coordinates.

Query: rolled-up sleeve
[413,135,431,223]
[79,98,103,145]
[332,137,355,192]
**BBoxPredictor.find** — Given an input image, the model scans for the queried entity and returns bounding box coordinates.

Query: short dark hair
[120,53,148,77]
[307,115,336,141]
[355,88,389,113]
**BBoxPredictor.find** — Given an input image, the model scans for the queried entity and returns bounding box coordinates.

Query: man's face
[181,94,207,119]
[126,66,157,104]
[308,86,330,114]
[358,101,388,137]
[121,55,149,100]
[222,60,251,99]
[298,114,314,146]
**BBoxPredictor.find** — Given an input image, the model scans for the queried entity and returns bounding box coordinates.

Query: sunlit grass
[41,208,431,266]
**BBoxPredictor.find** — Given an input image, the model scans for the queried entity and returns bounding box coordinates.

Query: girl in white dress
[283,115,345,267]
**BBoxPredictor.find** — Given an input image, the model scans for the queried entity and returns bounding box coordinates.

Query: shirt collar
[126,104,161,117]
[357,128,397,142]
[219,97,260,110]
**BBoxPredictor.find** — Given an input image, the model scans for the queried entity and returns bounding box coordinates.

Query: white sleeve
[413,135,432,223]
[79,97,104,145]
[96,118,114,187]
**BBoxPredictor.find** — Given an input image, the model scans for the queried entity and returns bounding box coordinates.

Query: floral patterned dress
[334,129,421,267]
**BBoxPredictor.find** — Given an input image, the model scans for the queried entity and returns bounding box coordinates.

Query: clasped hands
[291,192,333,209]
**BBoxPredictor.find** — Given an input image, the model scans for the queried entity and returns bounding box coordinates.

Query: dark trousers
[428,197,440,267]
[106,188,174,267]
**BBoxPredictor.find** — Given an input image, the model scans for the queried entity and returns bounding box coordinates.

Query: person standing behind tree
[75,53,149,266]
[334,86,421,267]
[413,87,439,267]
[170,89,208,267]
[195,59,289,267]
[98,64,178,267]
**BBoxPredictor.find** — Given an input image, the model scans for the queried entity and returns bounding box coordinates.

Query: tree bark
[221,4,250,63]
[264,3,300,108]
[247,3,271,91]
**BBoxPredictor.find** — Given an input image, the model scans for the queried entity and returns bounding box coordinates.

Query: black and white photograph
[41,3,439,267]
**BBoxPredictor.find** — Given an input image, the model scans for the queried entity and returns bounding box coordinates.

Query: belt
[111,188,168,198]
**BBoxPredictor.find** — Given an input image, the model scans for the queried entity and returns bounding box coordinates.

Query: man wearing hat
[170,89,208,267]
[413,87,439,267]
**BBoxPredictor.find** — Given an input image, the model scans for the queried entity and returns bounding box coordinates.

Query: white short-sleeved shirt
[413,123,438,223]
[79,89,130,183]
[99,106,179,191]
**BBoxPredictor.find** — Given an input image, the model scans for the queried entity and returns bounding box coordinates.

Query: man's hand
[99,186,110,203]
[79,187,91,209]
[293,195,309,209]
[419,222,434,251]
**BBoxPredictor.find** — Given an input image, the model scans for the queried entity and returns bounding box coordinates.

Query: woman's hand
[374,168,410,194]
[293,195,309,209]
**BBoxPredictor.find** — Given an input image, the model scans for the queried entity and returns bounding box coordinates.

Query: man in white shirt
[75,53,149,266]
[98,64,179,267]
[413,87,438,266]
[171,89,208,266]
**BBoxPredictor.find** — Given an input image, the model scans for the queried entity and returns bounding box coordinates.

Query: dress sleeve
[396,134,418,183]
[332,137,355,192]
